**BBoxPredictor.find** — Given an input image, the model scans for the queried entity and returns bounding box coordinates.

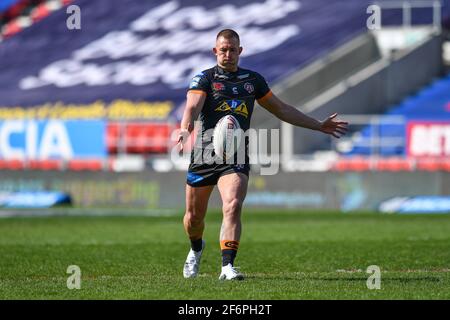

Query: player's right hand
[177,129,190,155]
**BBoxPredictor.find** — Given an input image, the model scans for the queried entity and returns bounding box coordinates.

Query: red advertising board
[407,121,450,157]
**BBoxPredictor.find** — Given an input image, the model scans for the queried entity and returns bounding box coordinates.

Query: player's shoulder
[189,67,214,90]
[192,67,215,80]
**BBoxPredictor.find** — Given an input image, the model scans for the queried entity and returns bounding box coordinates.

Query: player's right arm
[177,91,206,153]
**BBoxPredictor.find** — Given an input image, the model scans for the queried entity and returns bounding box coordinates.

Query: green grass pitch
[0,209,449,299]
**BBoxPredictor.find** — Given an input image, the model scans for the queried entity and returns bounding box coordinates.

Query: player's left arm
[258,93,348,138]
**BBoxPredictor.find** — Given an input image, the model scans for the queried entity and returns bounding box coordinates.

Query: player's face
[213,37,242,72]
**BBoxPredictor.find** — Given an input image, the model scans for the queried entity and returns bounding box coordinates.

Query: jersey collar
[214,65,240,80]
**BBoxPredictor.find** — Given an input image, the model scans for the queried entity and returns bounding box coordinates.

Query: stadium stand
[343,73,450,157]
[272,2,450,173]
[0,0,72,39]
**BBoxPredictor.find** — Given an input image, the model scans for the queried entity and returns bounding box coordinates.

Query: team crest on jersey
[244,82,254,94]
[215,100,249,118]
[212,82,225,91]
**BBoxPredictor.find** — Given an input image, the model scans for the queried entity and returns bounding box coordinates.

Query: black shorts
[186,163,250,187]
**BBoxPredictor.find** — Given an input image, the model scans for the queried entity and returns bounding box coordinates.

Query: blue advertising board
[0,191,72,209]
[0,120,106,159]
[379,196,450,214]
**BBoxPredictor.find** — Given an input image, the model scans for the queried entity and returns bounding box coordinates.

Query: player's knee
[223,198,242,218]
[184,209,204,225]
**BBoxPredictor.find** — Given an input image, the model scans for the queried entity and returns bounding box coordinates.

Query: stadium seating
[0,0,70,39]
[107,122,174,155]
[67,159,104,171]
[0,159,24,170]
[0,0,20,12]
[27,159,62,170]
[332,156,372,171]
[29,1,50,22]
[374,157,414,171]
[343,73,450,158]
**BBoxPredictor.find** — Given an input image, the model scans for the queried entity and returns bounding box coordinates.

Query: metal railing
[281,114,409,172]
[333,114,406,157]
[373,0,442,31]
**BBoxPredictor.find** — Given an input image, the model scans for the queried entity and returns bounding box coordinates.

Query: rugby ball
[213,115,242,160]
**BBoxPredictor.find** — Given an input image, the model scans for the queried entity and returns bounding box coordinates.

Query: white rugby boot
[219,263,244,281]
[183,240,205,278]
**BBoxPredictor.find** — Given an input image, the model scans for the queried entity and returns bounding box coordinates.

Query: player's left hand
[319,113,348,138]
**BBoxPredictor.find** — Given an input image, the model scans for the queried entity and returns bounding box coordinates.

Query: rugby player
[178,29,348,280]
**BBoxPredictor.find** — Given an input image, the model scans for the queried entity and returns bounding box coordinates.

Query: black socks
[191,238,203,252]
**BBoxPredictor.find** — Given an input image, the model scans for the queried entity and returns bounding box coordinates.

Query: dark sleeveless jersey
[187,65,272,165]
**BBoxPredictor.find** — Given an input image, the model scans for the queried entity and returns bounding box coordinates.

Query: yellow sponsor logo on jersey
[215,100,248,118]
